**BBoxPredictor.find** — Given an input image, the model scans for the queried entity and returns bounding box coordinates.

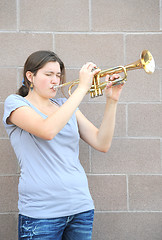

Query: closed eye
[45,72,62,78]
[56,74,61,79]
[45,73,52,76]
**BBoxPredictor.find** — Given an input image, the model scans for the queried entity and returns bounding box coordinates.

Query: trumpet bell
[141,50,155,74]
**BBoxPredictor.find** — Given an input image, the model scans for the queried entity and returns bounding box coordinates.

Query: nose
[51,75,60,85]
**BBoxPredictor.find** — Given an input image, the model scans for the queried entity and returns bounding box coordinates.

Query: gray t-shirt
[3,94,94,218]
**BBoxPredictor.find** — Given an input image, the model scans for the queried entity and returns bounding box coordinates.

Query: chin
[49,90,57,98]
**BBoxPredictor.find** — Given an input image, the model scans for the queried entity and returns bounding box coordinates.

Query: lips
[50,85,58,92]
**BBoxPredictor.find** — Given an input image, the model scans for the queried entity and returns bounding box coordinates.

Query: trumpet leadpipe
[53,84,64,90]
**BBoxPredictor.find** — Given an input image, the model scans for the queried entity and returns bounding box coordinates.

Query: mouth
[50,85,58,91]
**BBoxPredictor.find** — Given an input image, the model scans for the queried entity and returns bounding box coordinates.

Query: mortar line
[16,0,20,32]
[86,173,162,176]
[160,0,162,30]
[89,0,92,31]
[95,210,162,213]
[1,30,162,34]
[160,139,162,172]
[126,175,130,211]
[53,33,55,51]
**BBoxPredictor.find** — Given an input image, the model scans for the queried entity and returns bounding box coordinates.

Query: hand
[78,62,101,92]
[104,74,124,102]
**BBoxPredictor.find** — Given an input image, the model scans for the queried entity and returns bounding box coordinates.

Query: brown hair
[18,50,65,97]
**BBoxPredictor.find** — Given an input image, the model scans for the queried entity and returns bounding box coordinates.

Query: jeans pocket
[19,215,38,238]
[18,214,67,239]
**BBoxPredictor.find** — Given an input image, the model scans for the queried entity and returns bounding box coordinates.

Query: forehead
[42,61,61,71]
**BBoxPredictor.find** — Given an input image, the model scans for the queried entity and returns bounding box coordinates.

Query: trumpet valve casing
[90,75,103,98]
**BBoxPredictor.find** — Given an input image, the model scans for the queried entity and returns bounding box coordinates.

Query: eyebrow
[45,71,62,75]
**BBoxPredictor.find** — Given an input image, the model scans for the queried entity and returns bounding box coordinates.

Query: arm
[8,63,100,140]
[76,74,123,152]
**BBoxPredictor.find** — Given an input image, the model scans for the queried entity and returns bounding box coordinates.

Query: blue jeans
[18,209,94,240]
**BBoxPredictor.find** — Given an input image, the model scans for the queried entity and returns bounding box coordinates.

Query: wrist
[106,97,118,104]
[77,85,89,95]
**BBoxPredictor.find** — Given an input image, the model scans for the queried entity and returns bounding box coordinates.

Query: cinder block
[0,33,53,66]
[126,34,162,68]
[88,175,127,211]
[55,34,124,68]
[93,212,162,240]
[17,68,23,89]
[20,0,89,31]
[129,175,162,211]
[0,139,18,174]
[91,139,161,174]
[0,0,16,30]
[0,176,18,212]
[91,0,159,32]
[0,104,8,138]
[0,1,161,239]
[0,68,17,102]
[79,102,126,137]
[120,69,160,102]
[0,214,18,240]
[128,104,162,137]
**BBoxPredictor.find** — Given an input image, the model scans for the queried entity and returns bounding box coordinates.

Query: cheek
[57,78,61,85]
[38,79,49,88]
[42,81,48,88]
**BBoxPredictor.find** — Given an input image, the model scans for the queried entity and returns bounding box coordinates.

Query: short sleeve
[3,94,29,125]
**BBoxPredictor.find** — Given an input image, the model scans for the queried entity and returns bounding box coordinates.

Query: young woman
[3,50,123,240]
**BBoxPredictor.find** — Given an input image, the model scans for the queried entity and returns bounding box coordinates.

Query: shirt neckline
[22,96,60,118]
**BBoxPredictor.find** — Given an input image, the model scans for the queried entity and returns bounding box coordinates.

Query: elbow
[33,121,58,140]
[101,149,109,153]
[38,134,53,141]
[101,148,109,153]
[99,142,111,153]
[43,132,56,140]
[38,130,56,141]
[43,135,54,141]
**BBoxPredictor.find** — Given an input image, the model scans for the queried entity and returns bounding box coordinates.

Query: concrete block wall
[0,0,161,239]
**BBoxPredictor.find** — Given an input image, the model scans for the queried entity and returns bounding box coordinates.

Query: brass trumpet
[53,50,155,98]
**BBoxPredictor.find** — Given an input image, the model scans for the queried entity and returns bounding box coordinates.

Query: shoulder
[5,94,26,105]
[3,94,28,126]
[4,94,29,115]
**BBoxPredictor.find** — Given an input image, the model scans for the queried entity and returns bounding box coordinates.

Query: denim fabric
[18,210,94,240]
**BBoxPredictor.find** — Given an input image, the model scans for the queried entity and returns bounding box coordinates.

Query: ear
[26,71,33,83]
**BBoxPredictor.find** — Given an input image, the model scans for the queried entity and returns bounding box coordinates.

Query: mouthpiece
[53,85,62,90]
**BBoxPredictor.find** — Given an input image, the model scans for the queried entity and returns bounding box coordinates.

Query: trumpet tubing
[53,50,155,98]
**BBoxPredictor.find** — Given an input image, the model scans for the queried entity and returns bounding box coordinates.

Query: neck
[25,90,53,107]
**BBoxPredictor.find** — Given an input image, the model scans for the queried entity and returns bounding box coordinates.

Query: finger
[91,66,97,72]
[81,63,96,73]
[82,62,100,76]
[105,75,110,82]
[110,74,120,80]
[92,68,101,75]
[89,63,100,73]
[84,62,97,70]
